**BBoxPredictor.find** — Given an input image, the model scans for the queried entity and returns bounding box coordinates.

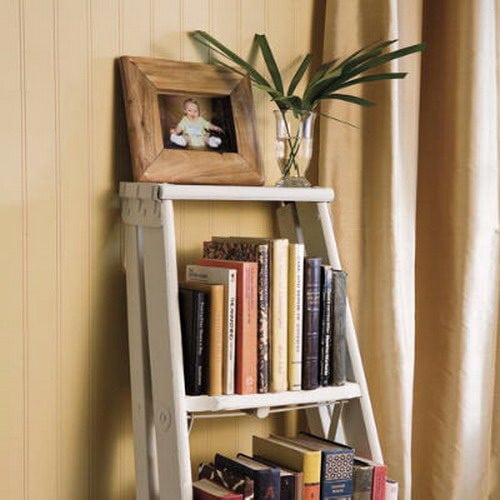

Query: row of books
[178,236,349,396]
[192,432,398,499]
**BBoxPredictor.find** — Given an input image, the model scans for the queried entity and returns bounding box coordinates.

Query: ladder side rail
[123,223,159,499]
[141,199,193,500]
[295,202,383,462]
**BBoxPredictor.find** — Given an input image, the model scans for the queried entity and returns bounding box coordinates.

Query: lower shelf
[185,382,361,413]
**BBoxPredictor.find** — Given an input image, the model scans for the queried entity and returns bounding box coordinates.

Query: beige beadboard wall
[1,1,323,498]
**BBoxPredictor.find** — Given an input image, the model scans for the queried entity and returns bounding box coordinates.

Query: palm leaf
[255,34,284,93]
[191,30,271,88]
[341,39,398,73]
[325,93,375,107]
[337,39,397,72]
[350,42,426,75]
[337,72,407,89]
[287,54,312,96]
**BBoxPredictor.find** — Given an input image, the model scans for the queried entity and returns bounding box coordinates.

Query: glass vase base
[275,176,311,188]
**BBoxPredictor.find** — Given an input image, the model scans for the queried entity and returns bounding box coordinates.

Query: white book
[287,243,304,390]
[185,265,237,395]
[386,479,398,500]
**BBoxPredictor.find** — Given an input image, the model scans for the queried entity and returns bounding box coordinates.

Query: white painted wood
[124,224,159,499]
[142,200,192,500]
[296,202,383,462]
[185,383,361,412]
[119,182,334,203]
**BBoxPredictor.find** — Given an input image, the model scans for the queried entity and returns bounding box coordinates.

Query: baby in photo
[170,98,223,149]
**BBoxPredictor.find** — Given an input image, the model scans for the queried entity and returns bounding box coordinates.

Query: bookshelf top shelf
[185,383,361,414]
[119,182,334,203]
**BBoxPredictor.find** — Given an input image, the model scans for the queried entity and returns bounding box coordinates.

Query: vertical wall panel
[24,0,58,497]
[57,0,91,497]
[0,0,24,498]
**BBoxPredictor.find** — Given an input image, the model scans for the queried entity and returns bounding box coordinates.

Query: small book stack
[178,236,349,396]
[195,432,392,500]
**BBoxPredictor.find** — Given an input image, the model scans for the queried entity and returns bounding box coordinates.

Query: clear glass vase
[274,109,317,187]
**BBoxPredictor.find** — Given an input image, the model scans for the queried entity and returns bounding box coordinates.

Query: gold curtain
[319,1,499,499]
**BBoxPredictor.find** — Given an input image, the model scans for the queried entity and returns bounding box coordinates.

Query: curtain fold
[319,1,498,499]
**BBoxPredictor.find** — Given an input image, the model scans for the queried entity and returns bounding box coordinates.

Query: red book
[197,258,258,394]
[193,478,243,499]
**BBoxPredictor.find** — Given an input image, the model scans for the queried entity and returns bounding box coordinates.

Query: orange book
[197,258,258,394]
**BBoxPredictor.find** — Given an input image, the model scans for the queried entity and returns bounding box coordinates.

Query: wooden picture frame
[119,56,264,185]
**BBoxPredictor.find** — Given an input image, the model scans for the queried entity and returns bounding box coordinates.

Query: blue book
[279,433,354,499]
[215,453,281,499]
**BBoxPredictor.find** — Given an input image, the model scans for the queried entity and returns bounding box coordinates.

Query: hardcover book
[180,281,225,396]
[352,459,372,500]
[186,265,238,395]
[253,434,321,499]
[353,456,387,500]
[385,479,398,500]
[178,286,209,395]
[319,265,333,387]
[193,478,243,499]
[287,243,305,391]
[249,454,303,500]
[204,239,270,393]
[331,270,347,386]
[198,462,254,500]
[197,259,258,394]
[285,433,354,499]
[214,453,281,499]
[302,257,322,390]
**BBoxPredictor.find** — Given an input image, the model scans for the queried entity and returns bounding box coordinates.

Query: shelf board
[185,383,361,413]
[120,182,334,203]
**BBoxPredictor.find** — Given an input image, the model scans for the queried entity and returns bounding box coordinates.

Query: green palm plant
[192,30,426,181]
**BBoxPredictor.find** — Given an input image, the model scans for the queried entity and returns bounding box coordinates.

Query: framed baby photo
[119,56,264,185]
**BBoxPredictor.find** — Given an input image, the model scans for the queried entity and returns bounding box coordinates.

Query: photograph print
[159,95,238,153]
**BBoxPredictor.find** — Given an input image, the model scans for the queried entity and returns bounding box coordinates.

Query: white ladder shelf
[120,182,382,500]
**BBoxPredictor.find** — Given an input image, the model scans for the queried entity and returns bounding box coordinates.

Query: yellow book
[252,435,321,499]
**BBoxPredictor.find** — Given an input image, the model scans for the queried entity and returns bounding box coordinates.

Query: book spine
[226,272,237,395]
[331,270,347,386]
[255,245,270,393]
[371,465,387,500]
[208,286,224,396]
[270,239,289,392]
[319,265,333,386]
[352,463,372,500]
[288,243,305,391]
[302,257,322,390]
[320,451,354,499]
[385,479,398,500]
[179,288,208,395]
[237,264,258,394]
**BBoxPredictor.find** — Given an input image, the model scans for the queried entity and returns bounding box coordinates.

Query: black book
[248,454,297,500]
[302,257,322,390]
[178,286,209,395]
[215,453,281,499]
[319,265,333,386]
[331,270,347,386]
